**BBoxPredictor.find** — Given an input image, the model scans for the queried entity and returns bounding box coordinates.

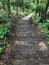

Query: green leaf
[47,42,49,45]
[0,47,3,54]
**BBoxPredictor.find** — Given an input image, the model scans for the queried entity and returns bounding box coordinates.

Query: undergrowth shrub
[0,18,11,55]
[33,13,49,45]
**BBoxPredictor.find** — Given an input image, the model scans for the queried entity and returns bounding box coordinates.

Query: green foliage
[0,22,10,39]
[30,3,37,10]
[46,31,49,38]
[47,41,49,45]
[33,10,49,45]
[0,47,3,54]
[0,17,11,55]
[37,19,49,33]
[37,22,47,33]
[33,13,41,24]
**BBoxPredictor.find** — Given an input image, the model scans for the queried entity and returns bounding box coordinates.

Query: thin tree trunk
[2,0,5,9]
[45,0,49,16]
[16,0,18,15]
[40,0,49,21]
[36,0,39,14]
[7,0,10,18]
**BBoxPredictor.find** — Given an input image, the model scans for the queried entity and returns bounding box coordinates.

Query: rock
[38,41,48,51]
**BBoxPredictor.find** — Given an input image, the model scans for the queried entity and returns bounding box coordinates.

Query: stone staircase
[10,14,49,65]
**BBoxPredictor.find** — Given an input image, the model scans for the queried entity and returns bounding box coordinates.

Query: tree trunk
[40,0,49,22]
[45,0,49,16]
[7,0,10,18]
[36,0,39,14]
[16,0,18,15]
[2,0,5,9]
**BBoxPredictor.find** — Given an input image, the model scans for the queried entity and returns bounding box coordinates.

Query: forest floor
[0,13,49,65]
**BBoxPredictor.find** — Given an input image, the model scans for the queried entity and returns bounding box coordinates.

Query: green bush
[0,20,11,55]
[0,22,10,39]
[0,47,3,54]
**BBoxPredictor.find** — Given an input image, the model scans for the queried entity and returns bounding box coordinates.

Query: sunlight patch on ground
[14,41,31,46]
[21,13,33,20]
[16,33,26,37]
[16,31,31,37]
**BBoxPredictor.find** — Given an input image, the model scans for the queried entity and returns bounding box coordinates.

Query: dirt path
[1,14,49,65]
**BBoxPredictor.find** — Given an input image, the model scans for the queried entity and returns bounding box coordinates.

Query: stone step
[12,60,39,65]
[11,59,49,65]
[40,63,49,65]
[16,26,31,29]
[16,23,29,25]
[16,29,32,32]
[11,45,39,60]
[16,21,29,24]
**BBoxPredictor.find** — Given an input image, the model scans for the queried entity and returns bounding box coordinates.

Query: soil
[0,15,49,65]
